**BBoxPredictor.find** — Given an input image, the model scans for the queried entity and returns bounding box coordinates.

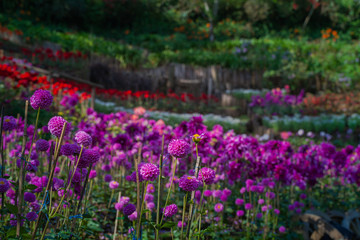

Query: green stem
[137,181,149,239]
[156,135,165,240]
[160,157,177,226]
[181,193,188,240]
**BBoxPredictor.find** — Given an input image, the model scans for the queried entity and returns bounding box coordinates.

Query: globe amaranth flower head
[198,167,215,185]
[179,175,201,192]
[26,212,38,221]
[168,139,191,158]
[3,116,17,131]
[24,192,36,202]
[48,116,71,138]
[76,149,100,169]
[163,204,178,217]
[30,89,53,110]
[123,203,136,216]
[61,144,81,156]
[140,163,160,181]
[0,178,10,193]
[74,131,92,147]
[36,139,49,152]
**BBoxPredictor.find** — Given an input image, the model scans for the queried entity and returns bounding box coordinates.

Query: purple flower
[36,139,49,152]
[26,212,38,221]
[104,174,112,182]
[178,221,186,228]
[123,204,136,216]
[258,199,265,205]
[61,144,80,156]
[279,226,286,233]
[3,116,17,131]
[198,167,215,185]
[30,203,40,212]
[274,209,280,215]
[48,116,71,138]
[163,204,178,217]
[84,149,100,164]
[89,170,97,179]
[214,203,224,213]
[261,206,268,212]
[140,163,160,181]
[147,184,155,193]
[235,198,244,206]
[74,131,92,147]
[245,203,252,210]
[0,178,10,193]
[30,89,53,110]
[24,192,36,202]
[128,211,138,221]
[256,213,263,219]
[300,193,307,199]
[168,139,190,158]
[236,210,244,217]
[204,190,213,197]
[179,175,201,192]
[109,181,119,189]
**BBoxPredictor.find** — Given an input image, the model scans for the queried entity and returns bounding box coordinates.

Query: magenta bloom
[36,139,49,152]
[89,170,97,179]
[204,190,213,197]
[179,175,201,192]
[214,203,224,213]
[235,198,244,206]
[30,89,53,110]
[0,178,10,193]
[274,209,280,215]
[48,116,71,138]
[140,163,160,181]
[236,210,244,217]
[109,181,119,189]
[245,203,253,210]
[178,221,186,228]
[123,204,136,216]
[3,116,17,131]
[168,139,190,158]
[24,192,36,202]
[74,131,92,147]
[147,184,155,193]
[198,167,215,185]
[163,204,178,217]
[128,211,138,221]
[279,226,286,233]
[26,212,38,221]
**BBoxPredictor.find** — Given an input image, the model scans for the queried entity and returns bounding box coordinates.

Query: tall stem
[16,101,29,236]
[160,157,177,226]
[186,156,201,239]
[113,192,122,240]
[137,181,149,239]
[135,145,142,237]
[180,193,188,240]
[76,164,92,213]
[155,135,164,240]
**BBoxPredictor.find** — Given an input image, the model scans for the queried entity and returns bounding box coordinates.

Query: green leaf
[5,203,18,214]
[161,222,176,229]
[26,184,38,190]
[6,227,16,238]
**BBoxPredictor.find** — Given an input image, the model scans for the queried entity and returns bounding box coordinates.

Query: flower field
[0,53,359,240]
[2,1,360,239]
